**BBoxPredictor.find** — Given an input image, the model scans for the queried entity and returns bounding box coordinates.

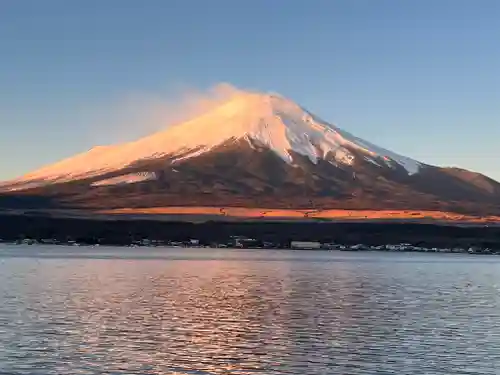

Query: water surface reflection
[1,247,500,374]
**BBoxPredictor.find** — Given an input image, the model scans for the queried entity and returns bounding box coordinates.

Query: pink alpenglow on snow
[3,90,422,189]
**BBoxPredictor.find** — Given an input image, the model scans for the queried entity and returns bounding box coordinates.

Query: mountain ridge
[1,89,499,216]
[4,91,422,188]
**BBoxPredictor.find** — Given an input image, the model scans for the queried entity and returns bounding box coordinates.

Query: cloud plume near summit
[93,83,248,146]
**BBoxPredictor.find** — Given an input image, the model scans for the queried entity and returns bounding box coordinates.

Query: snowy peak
[5,90,422,188]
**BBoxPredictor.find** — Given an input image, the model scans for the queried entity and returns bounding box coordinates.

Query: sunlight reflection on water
[1,247,500,374]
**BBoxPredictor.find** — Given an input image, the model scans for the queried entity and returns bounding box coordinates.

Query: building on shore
[291,241,321,250]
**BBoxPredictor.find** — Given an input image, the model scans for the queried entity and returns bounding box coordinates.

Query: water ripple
[0,247,500,374]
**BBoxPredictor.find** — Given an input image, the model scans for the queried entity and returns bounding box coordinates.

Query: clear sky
[1,0,499,180]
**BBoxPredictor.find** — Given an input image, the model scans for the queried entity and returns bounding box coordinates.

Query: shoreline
[1,241,498,255]
[1,212,500,252]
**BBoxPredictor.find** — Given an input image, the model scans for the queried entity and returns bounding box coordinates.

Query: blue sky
[1,0,499,180]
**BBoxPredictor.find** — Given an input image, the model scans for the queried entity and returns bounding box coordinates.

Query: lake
[1,245,500,374]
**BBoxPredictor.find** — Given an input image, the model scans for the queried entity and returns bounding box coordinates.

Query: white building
[291,241,321,250]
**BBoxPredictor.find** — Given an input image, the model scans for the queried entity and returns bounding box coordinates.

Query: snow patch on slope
[4,90,422,189]
[348,136,420,174]
[364,156,382,167]
[91,172,156,187]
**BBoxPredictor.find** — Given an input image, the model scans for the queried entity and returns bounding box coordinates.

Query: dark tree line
[1,214,500,250]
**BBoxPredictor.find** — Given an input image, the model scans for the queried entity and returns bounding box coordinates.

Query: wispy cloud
[88,83,246,146]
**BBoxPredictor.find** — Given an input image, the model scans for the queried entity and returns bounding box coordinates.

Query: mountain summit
[10,91,420,184]
[2,90,500,215]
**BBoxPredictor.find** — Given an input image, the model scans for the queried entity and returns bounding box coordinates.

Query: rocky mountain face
[1,91,499,215]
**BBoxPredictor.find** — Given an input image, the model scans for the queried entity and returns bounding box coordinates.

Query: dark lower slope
[1,140,500,215]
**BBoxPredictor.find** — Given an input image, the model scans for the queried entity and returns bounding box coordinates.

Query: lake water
[1,246,500,374]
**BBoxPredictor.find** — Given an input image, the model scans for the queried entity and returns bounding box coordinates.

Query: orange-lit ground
[98,207,500,223]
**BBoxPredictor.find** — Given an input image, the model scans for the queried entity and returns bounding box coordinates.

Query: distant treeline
[1,214,500,249]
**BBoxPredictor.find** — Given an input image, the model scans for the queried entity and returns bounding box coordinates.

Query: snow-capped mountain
[6,91,420,186]
[2,90,500,214]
